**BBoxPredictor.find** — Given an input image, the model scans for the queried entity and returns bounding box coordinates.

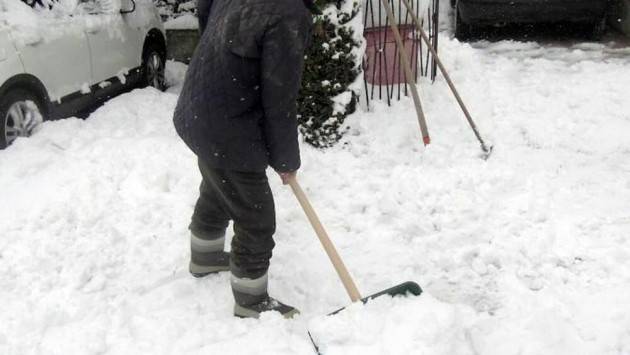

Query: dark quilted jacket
[173,0,313,172]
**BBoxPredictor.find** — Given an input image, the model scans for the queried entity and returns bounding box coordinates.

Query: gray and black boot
[189,232,230,277]
[231,271,299,319]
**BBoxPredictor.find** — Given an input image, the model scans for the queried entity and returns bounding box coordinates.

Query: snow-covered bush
[154,0,194,21]
[297,0,364,148]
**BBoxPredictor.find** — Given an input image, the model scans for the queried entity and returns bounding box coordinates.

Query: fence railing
[361,0,439,106]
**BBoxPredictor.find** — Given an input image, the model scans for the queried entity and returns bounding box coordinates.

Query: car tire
[454,3,473,41]
[142,45,166,91]
[0,89,45,149]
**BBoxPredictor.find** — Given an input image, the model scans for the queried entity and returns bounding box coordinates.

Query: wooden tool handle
[398,0,491,153]
[379,0,431,145]
[288,178,363,302]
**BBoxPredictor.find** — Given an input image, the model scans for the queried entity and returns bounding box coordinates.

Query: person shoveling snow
[172,0,316,319]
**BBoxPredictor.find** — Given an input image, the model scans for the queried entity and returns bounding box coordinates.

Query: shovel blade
[362,281,422,301]
[309,281,423,353]
[330,281,422,315]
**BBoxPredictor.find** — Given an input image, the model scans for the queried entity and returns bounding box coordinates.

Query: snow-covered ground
[2,29,630,355]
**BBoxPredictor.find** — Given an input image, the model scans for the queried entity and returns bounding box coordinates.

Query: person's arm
[260,13,312,173]
[197,0,213,34]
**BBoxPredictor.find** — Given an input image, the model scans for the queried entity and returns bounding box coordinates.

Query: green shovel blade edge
[329,281,422,316]
[308,281,423,354]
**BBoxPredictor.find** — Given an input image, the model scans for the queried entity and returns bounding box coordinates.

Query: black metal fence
[362,0,439,106]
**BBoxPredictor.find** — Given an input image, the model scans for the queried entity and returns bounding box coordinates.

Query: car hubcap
[147,52,164,89]
[4,100,42,145]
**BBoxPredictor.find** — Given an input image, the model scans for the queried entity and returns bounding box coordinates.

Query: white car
[0,0,166,148]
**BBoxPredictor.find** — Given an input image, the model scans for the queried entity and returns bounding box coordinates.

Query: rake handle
[288,177,363,302]
[379,0,431,146]
[398,0,491,153]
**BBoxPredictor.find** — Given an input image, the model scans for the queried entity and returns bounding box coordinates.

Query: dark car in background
[452,0,610,40]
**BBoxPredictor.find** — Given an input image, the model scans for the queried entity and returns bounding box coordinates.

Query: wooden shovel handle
[288,177,363,302]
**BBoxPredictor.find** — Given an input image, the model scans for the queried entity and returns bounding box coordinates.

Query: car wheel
[142,47,166,91]
[454,3,473,41]
[0,89,44,149]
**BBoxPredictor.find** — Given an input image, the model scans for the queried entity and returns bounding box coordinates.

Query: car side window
[20,0,59,10]
[77,0,119,14]
[19,0,83,16]
[21,0,43,8]
[77,0,101,14]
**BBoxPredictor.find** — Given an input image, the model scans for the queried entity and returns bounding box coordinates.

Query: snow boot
[189,252,230,277]
[234,296,299,319]
[189,233,230,277]
[231,272,299,319]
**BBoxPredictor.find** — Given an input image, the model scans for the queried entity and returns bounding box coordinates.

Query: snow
[116,68,129,84]
[0,0,125,46]
[0,0,48,45]
[331,91,353,115]
[80,82,91,94]
[2,24,630,355]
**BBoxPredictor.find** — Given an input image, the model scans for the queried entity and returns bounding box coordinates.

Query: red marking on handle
[423,136,431,146]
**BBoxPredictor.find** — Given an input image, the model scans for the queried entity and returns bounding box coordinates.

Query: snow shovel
[287,177,422,352]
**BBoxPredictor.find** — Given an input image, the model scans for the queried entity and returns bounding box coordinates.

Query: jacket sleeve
[260,13,312,172]
[197,0,213,34]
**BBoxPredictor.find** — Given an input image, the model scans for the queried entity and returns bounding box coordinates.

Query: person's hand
[277,170,297,185]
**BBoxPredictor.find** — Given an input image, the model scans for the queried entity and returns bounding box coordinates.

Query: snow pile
[2,31,630,355]
[0,0,44,45]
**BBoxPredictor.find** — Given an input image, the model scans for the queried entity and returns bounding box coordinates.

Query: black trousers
[189,158,276,279]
